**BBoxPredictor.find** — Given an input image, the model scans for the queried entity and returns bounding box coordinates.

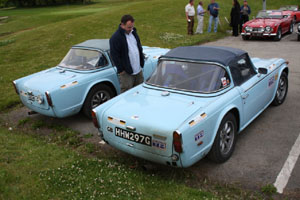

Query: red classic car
[279,5,300,23]
[241,10,293,41]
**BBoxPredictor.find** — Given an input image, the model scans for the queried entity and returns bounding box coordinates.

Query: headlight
[37,95,44,104]
[245,26,252,32]
[265,26,272,32]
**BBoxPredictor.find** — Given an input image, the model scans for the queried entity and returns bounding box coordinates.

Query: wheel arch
[81,80,118,109]
[211,106,241,147]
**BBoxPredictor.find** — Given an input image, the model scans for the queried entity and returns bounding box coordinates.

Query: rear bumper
[19,95,81,118]
[103,135,182,167]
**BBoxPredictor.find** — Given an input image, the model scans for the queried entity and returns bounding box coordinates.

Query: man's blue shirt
[207,3,219,17]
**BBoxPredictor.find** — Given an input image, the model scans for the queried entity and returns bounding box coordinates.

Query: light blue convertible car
[13,39,169,118]
[92,46,289,167]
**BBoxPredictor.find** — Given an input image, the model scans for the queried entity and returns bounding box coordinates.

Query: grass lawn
[1,125,220,199]
[0,0,298,199]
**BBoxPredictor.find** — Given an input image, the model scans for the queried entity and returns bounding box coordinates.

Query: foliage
[261,184,277,196]
[1,0,92,7]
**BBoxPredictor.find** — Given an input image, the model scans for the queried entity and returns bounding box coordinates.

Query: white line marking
[274,133,300,193]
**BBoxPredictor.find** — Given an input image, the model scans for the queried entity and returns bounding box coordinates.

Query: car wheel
[274,27,282,41]
[208,113,237,163]
[242,35,249,40]
[298,34,300,41]
[82,84,114,118]
[271,72,288,106]
[288,23,293,34]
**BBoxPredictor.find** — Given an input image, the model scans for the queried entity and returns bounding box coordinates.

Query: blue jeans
[208,15,218,33]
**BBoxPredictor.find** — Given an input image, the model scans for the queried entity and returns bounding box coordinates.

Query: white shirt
[185,3,195,16]
[125,31,141,75]
[197,5,204,16]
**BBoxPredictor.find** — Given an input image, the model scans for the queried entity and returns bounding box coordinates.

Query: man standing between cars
[185,0,196,35]
[207,0,220,33]
[110,15,145,93]
[240,0,251,33]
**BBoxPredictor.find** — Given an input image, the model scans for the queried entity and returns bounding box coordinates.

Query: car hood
[143,46,169,59]
[21,67,84,92]
[245,18,280,27]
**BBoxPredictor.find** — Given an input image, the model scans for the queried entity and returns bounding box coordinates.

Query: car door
[230,55,269,127]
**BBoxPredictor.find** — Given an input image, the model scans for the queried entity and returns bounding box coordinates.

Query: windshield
[256,10,283,19]
[279,5,298,11]
[146,60,230,93]
[59,48,107,70]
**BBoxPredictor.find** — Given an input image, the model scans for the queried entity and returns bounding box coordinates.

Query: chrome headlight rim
[37,95,44,104]
[265,26,272,33]
[245,26,252,32]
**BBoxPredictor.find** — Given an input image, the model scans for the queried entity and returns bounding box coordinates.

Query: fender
[209,104,241,150]
[270,65,289,102]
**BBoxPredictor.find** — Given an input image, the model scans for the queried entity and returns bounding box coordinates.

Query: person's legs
[196,15,201,33]
[208,15,213,32]
[233,25,238,36]
[214,17,218,33]
[119,72,134,93]
[199,15,204,33]
[133,70,144,87]
[190,16,194,35]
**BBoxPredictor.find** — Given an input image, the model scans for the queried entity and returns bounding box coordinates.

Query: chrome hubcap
[276,76,287,101]
[219,121,234,155]
[91,91,110,108]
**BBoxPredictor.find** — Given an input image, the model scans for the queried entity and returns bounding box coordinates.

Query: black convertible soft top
[160,45,247,66]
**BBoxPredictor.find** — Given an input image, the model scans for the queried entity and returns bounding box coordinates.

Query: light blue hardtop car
[92,46,289,167]
[13,39,169,118]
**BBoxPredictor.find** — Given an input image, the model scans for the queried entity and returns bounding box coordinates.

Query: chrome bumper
[241,32,277,36]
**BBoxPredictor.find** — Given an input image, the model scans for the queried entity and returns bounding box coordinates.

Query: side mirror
[258,68,268,74]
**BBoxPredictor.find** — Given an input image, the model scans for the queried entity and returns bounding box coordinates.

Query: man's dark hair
[121,15,135,24]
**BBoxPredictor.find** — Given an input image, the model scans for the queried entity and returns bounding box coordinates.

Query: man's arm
[109,37,123,74]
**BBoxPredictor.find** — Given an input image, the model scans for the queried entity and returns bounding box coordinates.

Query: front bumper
[241,32,277,37]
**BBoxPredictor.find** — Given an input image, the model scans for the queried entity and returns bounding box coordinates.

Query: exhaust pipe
[28,110,37,115]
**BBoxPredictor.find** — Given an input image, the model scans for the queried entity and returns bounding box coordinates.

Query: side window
[229,54,256,86]
[97,53,108,68]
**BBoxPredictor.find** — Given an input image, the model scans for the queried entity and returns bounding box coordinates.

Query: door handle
[242,93,249,99]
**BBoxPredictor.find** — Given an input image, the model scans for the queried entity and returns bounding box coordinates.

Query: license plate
[253,33,262,36]
[115,127,152,146]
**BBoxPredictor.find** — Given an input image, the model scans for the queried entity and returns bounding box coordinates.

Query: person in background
[110,15,145,93]
[240,0,251,33]
[230,0,241,36]
[195,1,206,34]
[185,0,195,35]
[207,0,220,33]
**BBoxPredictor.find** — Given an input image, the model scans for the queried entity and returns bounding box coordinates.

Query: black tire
[242,35,249,40]
[82,84,114,118]
[271,72,288,106]
[298,34,300,41]
[274,27,282,41]
[208,113,237,163]
[288,23,293,34]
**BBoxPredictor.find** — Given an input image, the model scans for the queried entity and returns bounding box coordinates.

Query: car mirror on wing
[258,68,268,74]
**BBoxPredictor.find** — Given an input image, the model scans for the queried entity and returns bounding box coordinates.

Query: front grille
[252,27,264,33]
